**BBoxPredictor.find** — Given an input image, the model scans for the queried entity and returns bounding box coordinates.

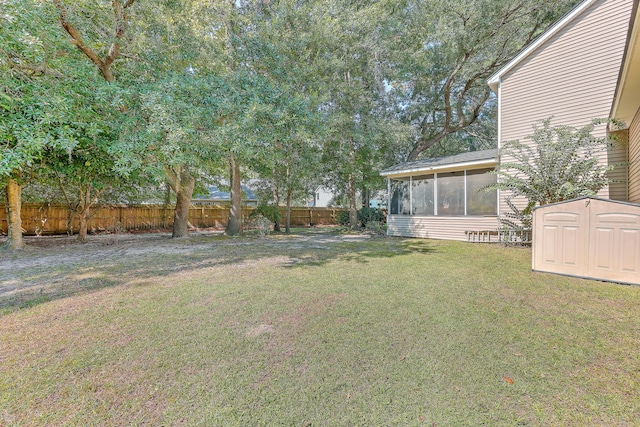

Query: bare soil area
[0,228,373,312]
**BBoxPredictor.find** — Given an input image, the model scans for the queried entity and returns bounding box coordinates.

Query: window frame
[388,168,497,217]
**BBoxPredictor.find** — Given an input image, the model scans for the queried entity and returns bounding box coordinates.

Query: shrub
[493,118,615,206]
[498,198,532,246]
[337,210,350,226]
[357,207,385,227]
[364,220,386,236]
[337,208,385,228]
[250,205,281,230]
[246,214,273,237]
[490,118,616,246]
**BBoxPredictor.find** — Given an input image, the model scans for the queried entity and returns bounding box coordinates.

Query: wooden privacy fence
[0,204,346,236]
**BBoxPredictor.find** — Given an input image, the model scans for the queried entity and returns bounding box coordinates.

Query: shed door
[588,207,640,284]
[533,202,589,277]
[533,199,640,286]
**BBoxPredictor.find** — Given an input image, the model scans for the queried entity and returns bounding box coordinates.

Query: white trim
[434,173,438,216]
[387,178,391,236]
[387,178,391,213]
[487,0,597,93]
[611,4,640,126]
[463,170,468,216]
[409,176,413,215]
[381,158,498,178]
[497,79,503,149]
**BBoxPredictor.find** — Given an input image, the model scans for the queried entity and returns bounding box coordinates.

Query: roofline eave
[380,158,498,178]
[487,0,597,90]
[610,0,640,127]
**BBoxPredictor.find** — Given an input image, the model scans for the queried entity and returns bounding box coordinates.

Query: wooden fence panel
[0,204,346,235]
[276,208,340,226]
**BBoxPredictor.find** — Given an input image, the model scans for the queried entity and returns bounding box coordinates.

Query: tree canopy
[1,0,581,245]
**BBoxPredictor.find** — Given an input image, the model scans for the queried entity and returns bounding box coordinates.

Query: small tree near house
[491,118,619,241]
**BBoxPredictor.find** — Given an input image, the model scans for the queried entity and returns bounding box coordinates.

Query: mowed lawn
[1,230,639,426]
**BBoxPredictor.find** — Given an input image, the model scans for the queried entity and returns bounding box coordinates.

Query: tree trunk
[76,185,90,242]
[273,181,281,232]
[173,186,192,238]
[77,210,88,242]
[173,172,195,238]
[361,187,370,209]
[348,172,358,229]
[163,182,172,229]
[3,178,24,250]
[285,187,292,234]
[165,165,195,238]
[75,184,108,243]
[225,155,242,236]
[347,141,358,229]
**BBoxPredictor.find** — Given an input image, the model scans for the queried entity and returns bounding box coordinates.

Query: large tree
[388,0,579,160]
[45,121,123,242]
[255,92,323,234]
[221,0,327,234]
[207,73,288,236]
[1,0,101,249]
[305,0,410,227]
[51,0,236,238]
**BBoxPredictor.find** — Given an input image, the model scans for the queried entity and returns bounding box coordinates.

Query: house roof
[611,0,640,127]
[193,185,257,201]
[487,0,598,93]
[380,149,498,177]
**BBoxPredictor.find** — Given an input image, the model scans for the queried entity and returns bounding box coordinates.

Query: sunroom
[380,149,500,241]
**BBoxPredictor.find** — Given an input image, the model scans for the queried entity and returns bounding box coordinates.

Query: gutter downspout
[497,78,502,216]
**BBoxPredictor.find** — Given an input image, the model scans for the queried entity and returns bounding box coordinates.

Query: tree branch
[52,0,132,82]
[0,47,63,78]
[163,165,180,193]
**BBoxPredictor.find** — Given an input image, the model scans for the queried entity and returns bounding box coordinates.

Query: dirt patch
[246,324,275,337]
[0,229,380,312]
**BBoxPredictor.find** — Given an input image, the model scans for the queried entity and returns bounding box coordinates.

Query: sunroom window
[390,178,410,215]
[466,169,497,215]
[437,171,465,215]
[412,175,434,215]
[389,168,496,216]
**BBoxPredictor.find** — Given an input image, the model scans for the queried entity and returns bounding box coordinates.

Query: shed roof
[380,149,498,177]
[531,196,640,211]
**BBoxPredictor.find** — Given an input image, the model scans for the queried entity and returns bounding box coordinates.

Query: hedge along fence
[0,204,346,236]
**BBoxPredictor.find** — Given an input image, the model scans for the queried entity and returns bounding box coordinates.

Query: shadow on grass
[292,239,436,267]
[1,277,119,314]
[0,229,436,314]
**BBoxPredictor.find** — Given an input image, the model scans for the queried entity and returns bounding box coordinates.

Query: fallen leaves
[503,376,514,384]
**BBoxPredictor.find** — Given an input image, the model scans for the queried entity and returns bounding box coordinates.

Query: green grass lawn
[1,230,639,425]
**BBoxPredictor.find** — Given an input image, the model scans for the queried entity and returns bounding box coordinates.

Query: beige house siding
[630,107,640,202]
[608,129,629,201]
[498,0,633,213]
[387,216,499,241]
